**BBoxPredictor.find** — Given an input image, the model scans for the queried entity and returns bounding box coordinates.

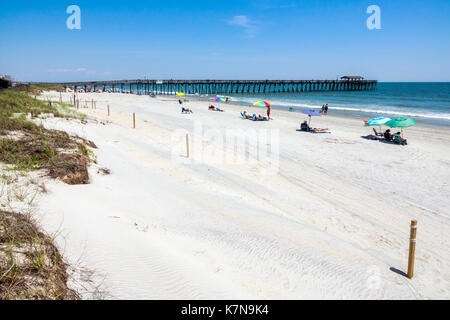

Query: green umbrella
[385,117,416,138]
[385,117,416,128]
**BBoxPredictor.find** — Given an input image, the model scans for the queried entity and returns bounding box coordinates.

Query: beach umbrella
[385,117,416,138]
[176,92,185,96]
[253,101,272,107]
[212,97,225,102]
[301,109,321,125]
[365,116,392,134]
[385,117,416,128]
[365,116,391,127]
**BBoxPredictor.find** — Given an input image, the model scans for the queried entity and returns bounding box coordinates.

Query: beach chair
[373,128,384,137]
[393,135,407,145]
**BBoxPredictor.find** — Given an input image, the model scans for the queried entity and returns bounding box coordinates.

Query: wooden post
[186,134,190,158]
[59,92,62,103]
[133,112,136,129]
[107,105,110,116]
[407,220,418,279]
[92,99,94,109]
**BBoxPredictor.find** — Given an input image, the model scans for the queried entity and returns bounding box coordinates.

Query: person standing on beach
[325,104,329,115]
[267,105,271,120]
[321,105,325,114]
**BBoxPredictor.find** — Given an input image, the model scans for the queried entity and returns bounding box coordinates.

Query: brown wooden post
[186,134,190,158]
[133,112,136,129]
[407,220,418,279]
[107,105,110,116]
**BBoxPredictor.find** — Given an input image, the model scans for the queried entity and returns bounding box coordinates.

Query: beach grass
[0,209,79,300]
[0,85,97,300]
[0,86,92,182]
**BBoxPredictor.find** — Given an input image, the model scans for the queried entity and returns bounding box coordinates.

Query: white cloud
[48,68,88,73]
[229,15,251,27]
[228,15,257,38]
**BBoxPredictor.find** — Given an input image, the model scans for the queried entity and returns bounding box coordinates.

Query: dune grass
[0,209,79,300]
[0,85,96,300]
[0,86,93,181]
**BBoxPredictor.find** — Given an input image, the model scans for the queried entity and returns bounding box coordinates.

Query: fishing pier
[59,77,377,95]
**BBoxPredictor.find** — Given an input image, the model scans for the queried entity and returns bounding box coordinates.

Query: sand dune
[36,92,449,299]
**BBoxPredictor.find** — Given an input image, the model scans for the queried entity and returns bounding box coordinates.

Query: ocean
[211,82,450,128]
[107,82,450,128]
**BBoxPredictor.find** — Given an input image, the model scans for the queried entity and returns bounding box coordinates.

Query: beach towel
[310,128,331,134]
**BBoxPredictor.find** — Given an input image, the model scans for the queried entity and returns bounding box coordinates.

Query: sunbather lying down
[241,111,252,119]
[241,111,268,121]
[182,107,193,114]
[209,105,224,112]
[299,121,330,133]
[310,128,331,133]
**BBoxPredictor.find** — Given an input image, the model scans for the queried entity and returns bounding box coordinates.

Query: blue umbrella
[365,116,391,127]
[302,109,321,125]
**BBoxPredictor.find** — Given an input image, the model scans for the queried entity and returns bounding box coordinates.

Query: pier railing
[56,79,377,94]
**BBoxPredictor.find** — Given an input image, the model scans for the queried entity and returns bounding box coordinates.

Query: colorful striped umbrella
[253,101,272,107]
[212,97,226,102]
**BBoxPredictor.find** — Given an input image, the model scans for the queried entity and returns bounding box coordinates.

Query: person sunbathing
[241,111,252,119]
[300,120,310,131]
[384,129,393,141]
[209,105,223,111]
[394,132,407,145]
[310,128,330,133]
[182,107,193,114]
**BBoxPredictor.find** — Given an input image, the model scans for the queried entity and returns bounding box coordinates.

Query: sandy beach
[35,91,450,299]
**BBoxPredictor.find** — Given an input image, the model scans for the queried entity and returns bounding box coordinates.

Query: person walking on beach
[267,105,271,120]
[321,105,325,114]
[324,104,329,115]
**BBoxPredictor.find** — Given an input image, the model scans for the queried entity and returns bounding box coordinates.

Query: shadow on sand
[390,267,408,278]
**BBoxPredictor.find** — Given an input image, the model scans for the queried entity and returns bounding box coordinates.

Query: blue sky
[0,0,449,82]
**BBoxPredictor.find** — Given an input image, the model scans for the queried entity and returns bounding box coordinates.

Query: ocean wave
[226,96,450,121]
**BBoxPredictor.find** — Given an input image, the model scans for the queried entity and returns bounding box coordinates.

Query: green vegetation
[0,210,79,300]
[0,84,96,300]
[0,86,92,182]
